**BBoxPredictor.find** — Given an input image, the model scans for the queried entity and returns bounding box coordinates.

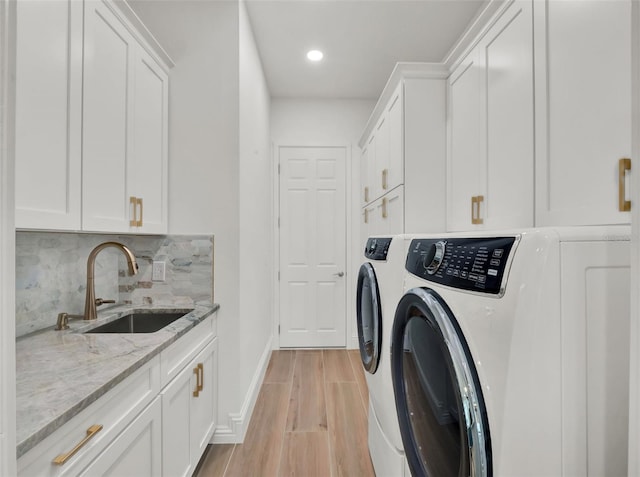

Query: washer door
[356,262,383,374]
[391,287,492,477]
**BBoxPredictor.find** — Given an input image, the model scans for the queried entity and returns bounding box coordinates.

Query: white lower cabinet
[17,313,218,477]
[80,397,162,476]
[161,338,218,477]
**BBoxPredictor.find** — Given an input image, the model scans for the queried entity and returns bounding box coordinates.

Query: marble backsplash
[15,232,214,337]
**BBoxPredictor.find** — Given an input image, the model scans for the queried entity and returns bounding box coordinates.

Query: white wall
[129,0,272,443]
[271,99,375,349]
[234,0,273,440]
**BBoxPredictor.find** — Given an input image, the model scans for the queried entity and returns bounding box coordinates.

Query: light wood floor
[193,349,374,477]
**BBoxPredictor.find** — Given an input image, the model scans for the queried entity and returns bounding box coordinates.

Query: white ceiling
[130,0,488,101]
[244,0,486,99]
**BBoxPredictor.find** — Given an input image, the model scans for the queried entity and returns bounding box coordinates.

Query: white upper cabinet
[15,0,83,230]
[83,0,169,233]
[534,0,632,226]
[360,64,447,241]
[448,0,534,231]
[82,0,136,233]
[15,0,171,234]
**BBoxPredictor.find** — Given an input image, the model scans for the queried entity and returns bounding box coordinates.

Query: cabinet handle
[619,158,631,212]
[471,196,484,225]
[193,363,204,397]
[382,197,388,219]
[52,424,103,465]
[129,196,138,226]
[137,197,144,227]
[382,169,389,190]
[364,208,369,224]
[364,186,369,203]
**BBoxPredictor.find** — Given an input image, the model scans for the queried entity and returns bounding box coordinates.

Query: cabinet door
[82,0,135,232]
[360,146,370,206]
[366,134,378,202]
[375,187,404,235]
[374,115,389,200]
[534,0,632,225]
[480,0,534,229]
[130,48,169,234]
[387,82,404,192]
[15,0,82,230]
[161,360,194,477]
[79,398,162,477]
[191,339,218,461]
[447,53,482,231]
[161,339,217,477]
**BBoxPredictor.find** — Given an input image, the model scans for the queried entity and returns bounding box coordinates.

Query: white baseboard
[211,334,273,444]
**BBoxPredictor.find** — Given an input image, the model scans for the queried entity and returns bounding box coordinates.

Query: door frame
[271,143,354,349]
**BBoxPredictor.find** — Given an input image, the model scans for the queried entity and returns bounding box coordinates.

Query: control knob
[423,241,446,275]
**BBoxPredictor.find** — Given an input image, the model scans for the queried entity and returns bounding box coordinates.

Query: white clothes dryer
[356,236,407,476]
[391,227,630,477]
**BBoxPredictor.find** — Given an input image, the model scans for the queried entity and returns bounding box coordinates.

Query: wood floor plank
[323,349,355,382]
[347,348,369,413]
[326,382,375,477]
[286,350,327,432]
[224,383,290,477]
[264,350,295,383]
[193,444,235,477]
[280,432,331,477]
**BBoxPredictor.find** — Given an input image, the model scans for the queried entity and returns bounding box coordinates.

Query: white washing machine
[356,236,407,476]
[391,226,630,477]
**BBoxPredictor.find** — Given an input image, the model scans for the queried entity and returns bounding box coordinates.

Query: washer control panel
[365,237,393,261]
[405,237,517,294]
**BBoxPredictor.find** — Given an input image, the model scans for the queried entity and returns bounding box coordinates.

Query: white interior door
[279,146,347,348]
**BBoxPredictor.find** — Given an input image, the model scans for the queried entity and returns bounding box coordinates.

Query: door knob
[334,272,344,277]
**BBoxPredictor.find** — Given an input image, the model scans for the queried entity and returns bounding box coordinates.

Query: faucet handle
[55,313,70,331]
[95,298,116,307]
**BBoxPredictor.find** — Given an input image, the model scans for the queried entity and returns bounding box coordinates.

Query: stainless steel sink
[84,310,193,333]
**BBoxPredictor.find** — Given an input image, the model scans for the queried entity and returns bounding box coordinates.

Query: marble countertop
[15,303,220,458]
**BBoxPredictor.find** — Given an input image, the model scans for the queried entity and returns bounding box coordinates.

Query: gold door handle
[382,169,389,190]
[382,197,388,219]
[619,158,631,212]
[471,196,484,225]
[364,186,369,203]
[136,197,143,227]
[364,208,369,224]
[53,424,103,465]
[198,363,204,392]
[193,363,204,397]
[129,196,138,226]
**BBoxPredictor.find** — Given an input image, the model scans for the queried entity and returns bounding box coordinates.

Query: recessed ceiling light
[307,50,323,62]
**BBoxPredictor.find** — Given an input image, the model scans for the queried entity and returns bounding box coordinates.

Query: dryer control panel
[406,237,517,294]
[364,237,393,261]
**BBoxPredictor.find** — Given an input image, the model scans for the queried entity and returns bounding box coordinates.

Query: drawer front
[18,356,160,476]
[160,313,215,388]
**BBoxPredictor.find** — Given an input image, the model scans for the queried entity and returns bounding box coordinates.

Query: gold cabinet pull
[364,186,369,203]
[193,363,203,397]
[382,197,388,219]
[129,196,138,226]
[382,169,389,190]
[136,197,143,227]
[364,208,369,224]
[52,424,103,465]
[619,158,631,212]
[471,196,484,225]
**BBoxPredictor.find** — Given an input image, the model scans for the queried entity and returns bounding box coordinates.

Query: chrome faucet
[56,242,139,329]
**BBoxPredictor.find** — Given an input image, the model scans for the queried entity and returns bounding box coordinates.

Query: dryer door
[356,262,383,373]
[391,287,492,477]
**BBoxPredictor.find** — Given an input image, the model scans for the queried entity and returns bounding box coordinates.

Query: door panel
[279,147,347,348]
